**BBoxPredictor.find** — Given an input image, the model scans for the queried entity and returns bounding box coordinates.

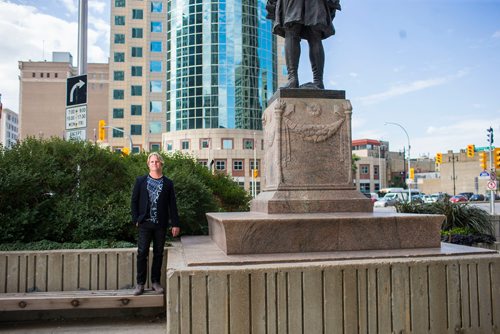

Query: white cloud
[89,0,106,14]
[0,2,108,111]
[357,70,468,106]
[59,0,78,15]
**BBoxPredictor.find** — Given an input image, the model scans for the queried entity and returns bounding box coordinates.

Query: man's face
[148,156,163,173]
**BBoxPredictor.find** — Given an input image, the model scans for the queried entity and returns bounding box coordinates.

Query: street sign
[491,171,497,180]
[65,105,87,130]
[66,129,86,141]
[487,180,497,190]
[66,74,87,107]
[474,146,496,152]
[479,171,490,179]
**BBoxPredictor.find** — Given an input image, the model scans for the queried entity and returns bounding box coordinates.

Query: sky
[0,0,499,157]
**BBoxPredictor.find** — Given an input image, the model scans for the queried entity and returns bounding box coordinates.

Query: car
[485,193,500,201]
[449,195,468,203]
[424,193,446,203]
[374,193,403,207]
[411,194,425,204]
[469,194,485,201]
[458,192,474,200]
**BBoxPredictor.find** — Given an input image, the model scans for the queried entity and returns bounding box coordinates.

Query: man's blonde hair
[147,152,164,165]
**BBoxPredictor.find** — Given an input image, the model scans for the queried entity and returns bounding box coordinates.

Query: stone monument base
[250,189,373,214]
[207,212,443,255]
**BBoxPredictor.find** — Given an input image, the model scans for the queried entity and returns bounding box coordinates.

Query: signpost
[65,74,87,141]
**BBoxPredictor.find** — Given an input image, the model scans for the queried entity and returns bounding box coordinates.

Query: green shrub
[0,138,251,248]
[396,201,494,236]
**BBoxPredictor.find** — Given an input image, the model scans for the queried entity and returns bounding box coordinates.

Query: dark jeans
[136,221,167,285]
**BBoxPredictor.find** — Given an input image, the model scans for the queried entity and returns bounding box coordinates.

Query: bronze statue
[266,0,341,89]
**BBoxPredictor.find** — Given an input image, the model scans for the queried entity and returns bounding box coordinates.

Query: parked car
[485,193,500,201]
[411,194,425,204]
[449,195,468,203]
[424,193,447,203]
[374,192,404,207]
[458,192,474,200]
[469,194,485,201]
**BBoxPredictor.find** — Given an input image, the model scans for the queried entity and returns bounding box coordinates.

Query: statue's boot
[309,38,325,89]
[283,30,301,88]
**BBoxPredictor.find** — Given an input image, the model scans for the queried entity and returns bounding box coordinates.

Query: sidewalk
[0,317,166,333]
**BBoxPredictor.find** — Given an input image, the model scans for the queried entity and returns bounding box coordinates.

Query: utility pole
[487,127,495,215]
[78,0,88,75]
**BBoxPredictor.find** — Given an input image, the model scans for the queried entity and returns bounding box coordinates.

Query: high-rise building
[18,52,108,141]
[0,107,19,149]
[109,0,277,191]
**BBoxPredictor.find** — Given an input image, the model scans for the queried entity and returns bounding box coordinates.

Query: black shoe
[133,284,144,296]
[152,282,164,294]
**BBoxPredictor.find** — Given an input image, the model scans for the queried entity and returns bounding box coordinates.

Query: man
[131,152,180,295]
[266,0,341,89]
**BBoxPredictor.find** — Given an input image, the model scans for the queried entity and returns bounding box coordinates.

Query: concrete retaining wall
[0,248,167,293]
[167,248,500,334]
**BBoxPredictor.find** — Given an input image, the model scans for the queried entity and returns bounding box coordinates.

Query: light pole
[385,122,411,203]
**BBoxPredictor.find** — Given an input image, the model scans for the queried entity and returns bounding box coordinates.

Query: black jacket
[131,174,180,228]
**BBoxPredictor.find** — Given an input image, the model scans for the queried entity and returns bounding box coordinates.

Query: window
[200,139,210,149]
[150,121,162,134]
[132,28,143,38]
[215,160,226,170]
[150,101,162,113]
[151,21,162,32]
[151,41,162,52]
[150,143,161,152]
[181,140,190,150]
[233,160,243,171]
[131,105,142,116]
[250,181,261,194]
[113,127,124,138]
[115,0,125,7]
[131,85,142,96]
[113,89,124,100]
[113,71,124,81]
[114,34,125,44]
[243,139,254,149]
[113,108,124,118]
[131,124,142,135]
[115,15,125,25]
[114,52,125,62]
[166,141,173,151]
[150,80,162,92]
[132,9,143,19]
[151,1,162,12]
[131,66,142,76]
[374,166,379,176]
[131,47,143,57]
[250,160,260,171]
[150,61,162,72]
[360,166,369,174]
[222,138,233,149]
[360,183,370,193]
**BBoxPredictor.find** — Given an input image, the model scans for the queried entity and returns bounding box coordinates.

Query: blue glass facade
[166,0,276,132]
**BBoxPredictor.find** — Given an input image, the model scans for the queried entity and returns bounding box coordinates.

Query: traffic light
[435,153,442,164]
[409,167,414,179]
[252,169,259,178]
[121,147,130,156]
[479,151,487,170]
[466,144,475,158]
[487,127,494,144]
[495,148,500,169]
[98,120,106,141]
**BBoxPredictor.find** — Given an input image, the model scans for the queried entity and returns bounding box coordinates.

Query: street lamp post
[385,122,411,203]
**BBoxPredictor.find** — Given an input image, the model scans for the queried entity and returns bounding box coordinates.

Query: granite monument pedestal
[207,89,444,255]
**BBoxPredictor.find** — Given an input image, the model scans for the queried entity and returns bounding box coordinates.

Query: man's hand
[171,227,180,238]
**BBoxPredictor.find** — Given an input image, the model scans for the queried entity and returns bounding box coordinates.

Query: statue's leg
[283,24,302,89]
[308,31,325,89]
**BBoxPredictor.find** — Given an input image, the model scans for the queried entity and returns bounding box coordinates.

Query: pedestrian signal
[479,151,487,170]
[435,153,443,164]
[409,167,414,179]
[121,147,130,156]
[466,144,475,158]
[98,120,106,141]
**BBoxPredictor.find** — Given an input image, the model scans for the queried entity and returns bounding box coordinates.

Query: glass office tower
[166,0,276,132]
